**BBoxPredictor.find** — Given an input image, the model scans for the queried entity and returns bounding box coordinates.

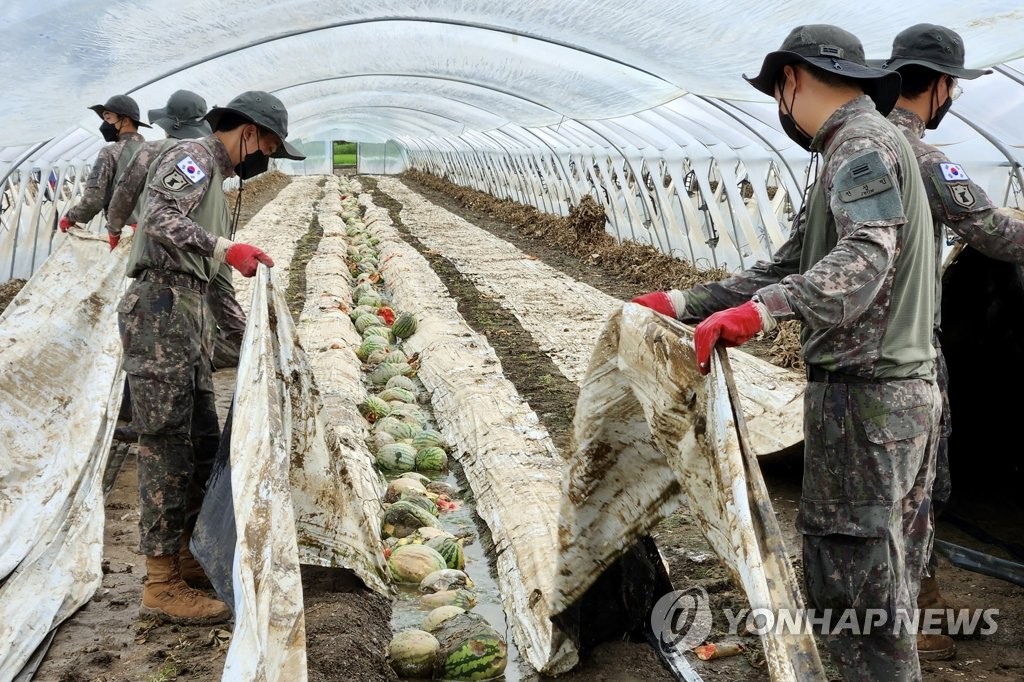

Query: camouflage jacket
[684,96,935,378]
[65,132,145,223]
[888,107,1024,263]
[134,135,234,273]
[106,139,177,234]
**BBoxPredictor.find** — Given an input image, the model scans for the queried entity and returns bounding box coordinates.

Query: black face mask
[779,110,814,152]
[927,83,953,130]
[235,149,269,180]
[99,121,120,142]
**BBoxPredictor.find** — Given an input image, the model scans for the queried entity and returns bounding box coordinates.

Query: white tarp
[554,303,823,681]
[0,229,126,681]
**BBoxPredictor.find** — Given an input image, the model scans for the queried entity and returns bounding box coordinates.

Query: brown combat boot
[140,555,230,624]
[917,633,956,660]
[178,533,213,589]
[919,573,959,633]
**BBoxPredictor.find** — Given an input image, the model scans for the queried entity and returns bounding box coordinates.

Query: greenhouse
[2,3,1024,682]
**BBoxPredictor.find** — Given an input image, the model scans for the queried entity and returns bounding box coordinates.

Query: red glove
[631,289,686,319]
[108,233,120,250]
[58,216,75,233]
[693,301,764,375]
[226,242,274,277]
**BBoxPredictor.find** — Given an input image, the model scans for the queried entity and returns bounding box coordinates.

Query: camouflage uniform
[889,105,1024,573]
[110,140,247,369]
[118,135,233,557]
[65,132,145,224]
[683,96,940,680]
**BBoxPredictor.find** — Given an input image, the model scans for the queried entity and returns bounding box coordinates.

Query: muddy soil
[0,277,27,314]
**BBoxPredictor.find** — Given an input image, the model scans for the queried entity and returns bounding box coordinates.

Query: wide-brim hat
[88,94,152,128]
[148,89,213,140]
[869,23,992,80]
[744,24,902,115]
[204,91,305,160]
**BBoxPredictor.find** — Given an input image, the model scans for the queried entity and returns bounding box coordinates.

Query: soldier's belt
[139,268,209,293]
[806,365,879,384]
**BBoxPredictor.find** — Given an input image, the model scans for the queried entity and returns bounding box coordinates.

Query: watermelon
[357,292,382,308]
[400,491,439,517]
[352,282,376,300]
[422,606,465,633]
[362,325,391,340]
[366,348,391,365]
[380,387,417,404]
[432,613,508,681]
[388,629,439,678]
[419,569,473,594]
[381,500,441,539]
[398,471,431,486]
[393,312,418,339]
[354,313,382,334]
[383,349,408,364]
[384,477,426,503]
[370,362,413,385]
[357,395,391,422]
[373,415,403,435]
[425,480,459,497]
[415,446,448,472]
[356,337,389,362]
[385,375,418,392]
[426,535,465,570]
[376,443,417,472]
[348,304,376,323]
[420,589,477,610]
[388,544,447,584]
[413,429,448,452]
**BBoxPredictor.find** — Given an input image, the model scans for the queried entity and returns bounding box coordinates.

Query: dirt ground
[0,277,27,314]
[22,168,1024,682]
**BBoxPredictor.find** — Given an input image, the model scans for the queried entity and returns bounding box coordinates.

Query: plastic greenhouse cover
[4,1,1024,148]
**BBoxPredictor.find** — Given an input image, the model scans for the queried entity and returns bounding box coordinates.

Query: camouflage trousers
[799,378,941,682]
[206,283,246,369]
[118,273,221,557]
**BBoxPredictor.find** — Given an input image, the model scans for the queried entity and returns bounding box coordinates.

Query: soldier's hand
[58,216,75,233]
[225,242,274,277]
[631,289,687,319]
[108,232,120,250]
[693,301,764,374]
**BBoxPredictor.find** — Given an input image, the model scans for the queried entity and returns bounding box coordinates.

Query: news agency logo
[651,587,714,652]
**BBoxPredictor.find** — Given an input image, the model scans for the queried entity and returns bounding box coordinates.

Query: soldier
[632,25,940,680]
[877,23,1024,660]
[106,90,246,446]
[58,94,150,247]
[119,91,304,624]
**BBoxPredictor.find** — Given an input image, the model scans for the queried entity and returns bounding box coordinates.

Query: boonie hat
[203,91,305,160]
[148,90,213,140]
[873,23,992,80]
[744,24,902,115]
[88,94,152,127]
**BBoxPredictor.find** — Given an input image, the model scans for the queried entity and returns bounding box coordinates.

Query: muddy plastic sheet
[0,229,126,681]
[360,197,579,675]
[221,266,307,681]
[554,304,823,682]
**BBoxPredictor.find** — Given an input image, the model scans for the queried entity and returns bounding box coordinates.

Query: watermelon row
[337,182,508,681]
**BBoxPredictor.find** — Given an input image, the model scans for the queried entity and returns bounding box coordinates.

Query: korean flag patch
[940,162,970,182]
[176,156,207,184]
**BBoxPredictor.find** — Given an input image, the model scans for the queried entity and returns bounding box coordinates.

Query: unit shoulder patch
[835,151,895,203]
[161,168,191,192]
[175,156,207,184]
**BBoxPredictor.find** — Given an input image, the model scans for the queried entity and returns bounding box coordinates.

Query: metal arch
[291,105,469,131]
[948,110,1024,192]
[695,95,804,191]
[122,17,677,96]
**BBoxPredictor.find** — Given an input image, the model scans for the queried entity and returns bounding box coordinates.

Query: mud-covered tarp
[0,229,126,680]
[195,263,392,681]
[554,303,824,681]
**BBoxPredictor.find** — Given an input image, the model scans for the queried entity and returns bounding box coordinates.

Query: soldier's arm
[141,148,220,256]
[920,154,1024,263]
[106,149,152,234]
[65,145,116,223]
[755,144,902,327]
[681,210,804,321]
